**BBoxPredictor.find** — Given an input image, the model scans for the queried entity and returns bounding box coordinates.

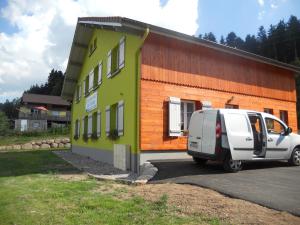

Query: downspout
[134,27,149,173]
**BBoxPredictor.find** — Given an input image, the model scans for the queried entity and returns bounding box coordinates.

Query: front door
[264,117,290,159]
[223,112,254,160]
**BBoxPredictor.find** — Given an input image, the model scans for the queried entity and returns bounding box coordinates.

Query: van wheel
[193,157,207,165]
[288,148,300,166]
[223,154,242,172]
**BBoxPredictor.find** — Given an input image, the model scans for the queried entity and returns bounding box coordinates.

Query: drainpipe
[134,27,150,173]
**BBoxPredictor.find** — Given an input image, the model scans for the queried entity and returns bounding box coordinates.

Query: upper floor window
[107,37,125,78]
[264,108,273,115]
[225,104,239,109]
[89,38,97,56]
[280,110,288,125]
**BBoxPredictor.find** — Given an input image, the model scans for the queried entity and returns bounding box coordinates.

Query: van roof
[198,108,274,117]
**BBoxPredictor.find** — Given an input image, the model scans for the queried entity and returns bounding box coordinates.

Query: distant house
[61,17,300,172]
[15,93,71,132]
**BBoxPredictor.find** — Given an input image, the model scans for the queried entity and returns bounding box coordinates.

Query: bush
[108,129,119,140]
[0,111,9,136]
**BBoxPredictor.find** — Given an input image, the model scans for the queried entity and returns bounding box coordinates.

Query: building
[61,17,300,172]
[15,93,71,131]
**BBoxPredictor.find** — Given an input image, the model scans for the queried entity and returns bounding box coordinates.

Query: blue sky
[0,0,299,103]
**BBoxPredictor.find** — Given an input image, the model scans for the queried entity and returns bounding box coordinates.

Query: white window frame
[117,100,124,136]
[181,100,195,131]
[98,61,102,85]
[82,80,86,96]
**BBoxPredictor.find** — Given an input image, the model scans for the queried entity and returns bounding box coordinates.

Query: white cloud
[0,0,199,102]
[271,3,278,8]
[257,0,265,6]
[258,10,266,20]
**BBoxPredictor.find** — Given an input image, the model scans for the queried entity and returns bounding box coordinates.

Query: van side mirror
[285,127,292,135]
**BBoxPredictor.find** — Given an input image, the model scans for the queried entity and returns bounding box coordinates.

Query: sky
[0,0,299,103]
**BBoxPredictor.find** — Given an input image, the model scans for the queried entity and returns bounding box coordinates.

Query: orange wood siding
[141,33,296,102]
[140,33,297,151]
[140,80,297,151]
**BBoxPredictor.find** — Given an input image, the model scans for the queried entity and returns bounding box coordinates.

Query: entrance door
[264,117,290,159]
[223,112,254,160]
[20,119,28,131]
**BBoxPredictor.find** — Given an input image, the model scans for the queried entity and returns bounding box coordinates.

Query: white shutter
[107,50,112,78]
[117,100,124,136]
[82,116,85,135]
[88,114,92,137]
[89,70,94,91]
[105,106,110,136]
[118,37,125,69]
[97,111,101,137]
[98,62,102,84]
[78,85,81,101]
[169,97,181,136]
[82,80,85,96]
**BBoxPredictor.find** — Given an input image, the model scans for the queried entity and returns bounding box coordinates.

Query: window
[82,116,88,137]
[75,85,81,102]
[89,38,97,56]
[117,101,124,136]
[265,118,285,134]
[280,110,288,125]
[74,119,80,138]
[225,104,239,109]
[264,108,273,114]
[105,101,124,137]
[181,101,195,131]
[88,70,94,92]
[107,37,125,78]
[97,111,101,137]
[82,80,85,97]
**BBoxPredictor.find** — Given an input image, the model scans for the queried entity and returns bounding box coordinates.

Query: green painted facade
[71,28,143,153]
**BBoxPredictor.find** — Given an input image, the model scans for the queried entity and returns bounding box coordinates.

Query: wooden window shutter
[82,80,85,96]
[107,50,112,78]
[118,37,125,69]
[105,106,110,136]
[97,111,101,137]
[89,70,94,91]
[169,97,181,136]
[78,85,81,101]
[117,100,124,136]
[98,62,102,85]
[88,114,92,137]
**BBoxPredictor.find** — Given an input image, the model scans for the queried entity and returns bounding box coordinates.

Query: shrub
[108,129,119,140]
[0,111,9,136]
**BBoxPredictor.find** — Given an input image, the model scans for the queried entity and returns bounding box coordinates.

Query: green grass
[0,149,221,225]
[0,134,69,146]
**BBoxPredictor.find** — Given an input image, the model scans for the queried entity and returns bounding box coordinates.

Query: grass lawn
[0,149,220,225]
[0,134,69,146]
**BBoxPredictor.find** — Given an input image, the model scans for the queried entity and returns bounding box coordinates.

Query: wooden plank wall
[140,33,297,151]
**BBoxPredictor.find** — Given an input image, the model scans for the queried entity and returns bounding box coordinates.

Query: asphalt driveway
[150,159,300,216]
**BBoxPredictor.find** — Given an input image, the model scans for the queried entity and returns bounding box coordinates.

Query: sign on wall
[86,92,98,112]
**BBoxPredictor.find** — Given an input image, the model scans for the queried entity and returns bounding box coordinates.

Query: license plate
[190,142,198,149]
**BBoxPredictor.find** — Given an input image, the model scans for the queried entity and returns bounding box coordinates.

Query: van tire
[193,157,207,165]
[223,154,242,172]
[288,148,300,166]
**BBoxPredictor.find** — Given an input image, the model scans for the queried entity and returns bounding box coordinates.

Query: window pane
[187,102,194,113]
[265,118,285,134]
[187,112,193,129]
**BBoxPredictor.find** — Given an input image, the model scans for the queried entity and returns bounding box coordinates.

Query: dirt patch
[130,183,300,225]
[55,174,88,181]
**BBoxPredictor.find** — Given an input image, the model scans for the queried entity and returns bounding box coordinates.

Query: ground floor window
[280,110,288,125]
[181,101,195,131]
[225,104,239,109]
[264,108,273,114]
[105,100,124,137]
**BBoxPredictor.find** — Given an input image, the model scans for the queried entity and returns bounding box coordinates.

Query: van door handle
[267,138,273,142]
[196,137,201,140]
[246,137,253,141]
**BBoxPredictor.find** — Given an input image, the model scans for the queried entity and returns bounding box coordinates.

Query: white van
[188,109,300,172]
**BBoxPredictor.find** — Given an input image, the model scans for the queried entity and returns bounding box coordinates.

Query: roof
[22,93,70,106]
[61,16,300,100]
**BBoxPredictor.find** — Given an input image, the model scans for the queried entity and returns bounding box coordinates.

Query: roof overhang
[61,17,300,101]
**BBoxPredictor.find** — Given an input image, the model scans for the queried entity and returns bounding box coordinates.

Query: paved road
[150,159,300,216]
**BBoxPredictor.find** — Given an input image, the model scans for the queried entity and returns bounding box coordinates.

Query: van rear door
[223,112,254,160]
[188,111,204,152]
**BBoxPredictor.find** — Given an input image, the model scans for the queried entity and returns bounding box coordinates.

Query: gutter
[134,27,149,173]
